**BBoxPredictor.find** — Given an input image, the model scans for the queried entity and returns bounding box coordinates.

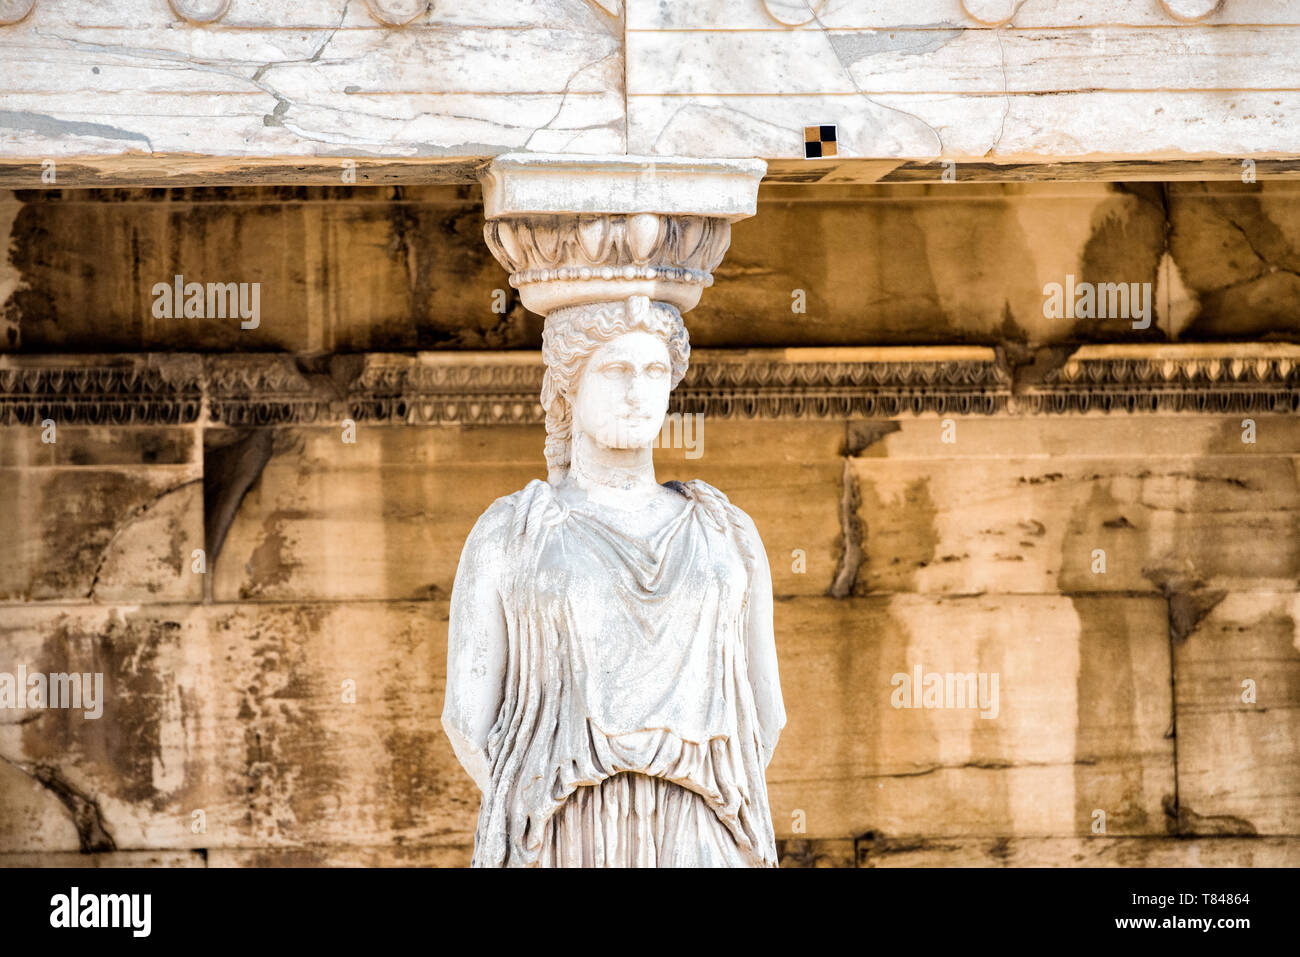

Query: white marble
[0,0,624,159]
[364,0,429,27]
[168,0,230,24]
[1161,0,1224,22]
[629,90,1300,161]
[441,298,786,867]
[624,2,1300,160]
[0,0,33,27]
[481,153,766,220]
[445,154,782,867]
[961,0,1016,24]
[1,0,1298,172]
[629,0,1272,29]
[480,153,765,314]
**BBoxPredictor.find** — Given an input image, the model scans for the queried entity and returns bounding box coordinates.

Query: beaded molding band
[509,265,713,287]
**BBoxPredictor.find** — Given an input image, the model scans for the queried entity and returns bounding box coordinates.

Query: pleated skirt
[537,771,761,868]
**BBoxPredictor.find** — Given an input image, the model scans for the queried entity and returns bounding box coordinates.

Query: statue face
[571,330,672,451]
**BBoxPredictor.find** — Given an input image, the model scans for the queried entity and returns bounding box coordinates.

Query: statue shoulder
[670,478,765,550]
[464,479,564,556]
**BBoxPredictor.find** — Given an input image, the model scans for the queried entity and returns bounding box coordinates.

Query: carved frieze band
[0,345,1295,426]
[1022,345,1300,414]
[0,356,204,425]
[674,350,1011,418]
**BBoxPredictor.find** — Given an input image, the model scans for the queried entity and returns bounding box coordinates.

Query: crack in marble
[86,477,202,600]
[0,754,117,852]
[807,7,946,157]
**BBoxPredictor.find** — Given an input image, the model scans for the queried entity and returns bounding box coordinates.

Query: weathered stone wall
[5,182,1300,353]
[1,183,1297,867]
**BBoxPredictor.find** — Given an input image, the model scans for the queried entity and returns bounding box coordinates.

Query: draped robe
[442,477,785,868]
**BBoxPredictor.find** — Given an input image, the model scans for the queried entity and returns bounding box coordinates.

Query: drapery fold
[464,478,778,868]
[538,771,753,868]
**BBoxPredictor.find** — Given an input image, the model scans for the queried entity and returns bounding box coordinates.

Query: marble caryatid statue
[441,153,781,868]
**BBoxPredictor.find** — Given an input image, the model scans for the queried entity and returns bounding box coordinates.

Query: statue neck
[566,431,659,506]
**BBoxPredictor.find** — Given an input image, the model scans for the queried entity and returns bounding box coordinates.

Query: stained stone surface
[0,426,203,602]
[0,601,472,853]
[6,182,1300,353]
[1,404,1296,866]
[0,177,1297,867]
[210,425,543,603]
[0,186,520,353]
[767,594,1175,839]
[1174,592,1300,836]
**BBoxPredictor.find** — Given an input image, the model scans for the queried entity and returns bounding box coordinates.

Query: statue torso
[527,484,752,742]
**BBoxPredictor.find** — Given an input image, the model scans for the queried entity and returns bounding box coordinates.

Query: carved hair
[540,295,690,484]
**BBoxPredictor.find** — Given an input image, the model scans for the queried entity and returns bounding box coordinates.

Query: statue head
[540,295,690,484]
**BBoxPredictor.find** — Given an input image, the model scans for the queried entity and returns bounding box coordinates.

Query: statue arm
[738,511,786,767]
[441,502,512,793]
